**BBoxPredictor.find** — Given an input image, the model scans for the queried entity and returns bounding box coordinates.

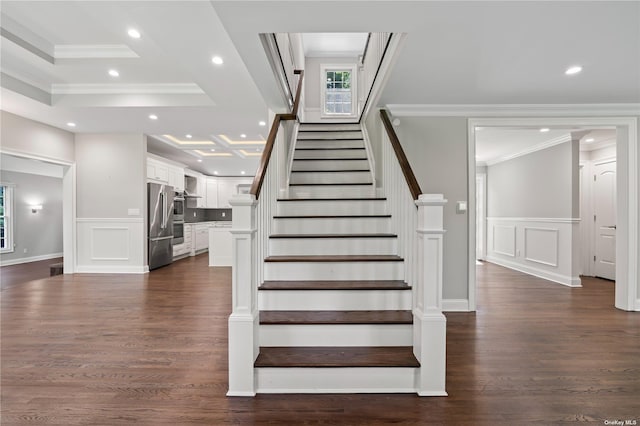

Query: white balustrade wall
[359,33,391,115]
[381,127,418,288]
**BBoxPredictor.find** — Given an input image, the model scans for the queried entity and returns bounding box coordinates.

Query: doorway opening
[468,117,637,312]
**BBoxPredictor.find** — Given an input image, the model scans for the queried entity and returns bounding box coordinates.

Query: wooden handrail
[250,70,304,197]
[380,109,422,200]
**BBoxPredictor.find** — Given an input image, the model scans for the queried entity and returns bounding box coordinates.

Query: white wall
[304,56,358,122]
[0,111,75,163]
[75,134,147,273]
[0,170,63,265]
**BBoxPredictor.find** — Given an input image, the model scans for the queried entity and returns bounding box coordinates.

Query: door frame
[0,149,76,273]
[468,117,637,312]
[475,172,487,261]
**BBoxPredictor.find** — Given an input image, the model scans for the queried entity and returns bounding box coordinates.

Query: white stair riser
[292,159,370,171]
[290,171,372,184]
[255,367,417,394]
[273,217,391,234]
[299,124,361,132]
[259,290,411,310]
[276,200,388,216]
[294,149,367,159]
[298,131,363,140]
[264,260,403,281]
[289,185,375,198]
[296,140,364,149]
[260,324,412,346]
[269,237,397,256]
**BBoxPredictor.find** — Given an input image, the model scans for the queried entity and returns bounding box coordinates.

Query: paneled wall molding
[76,218,145,274]
[486,218,580,288]
[487,217,580,224]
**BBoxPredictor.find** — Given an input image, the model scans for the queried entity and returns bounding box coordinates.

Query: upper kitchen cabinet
[185,170,207,208]
[147,157,169,183]
[147,155,185,192]
[205,177,218,209]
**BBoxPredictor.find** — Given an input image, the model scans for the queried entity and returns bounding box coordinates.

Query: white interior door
[594,160,616,280]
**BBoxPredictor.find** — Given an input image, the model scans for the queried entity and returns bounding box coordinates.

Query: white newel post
[414,193,448,396]
[227,194,259,396]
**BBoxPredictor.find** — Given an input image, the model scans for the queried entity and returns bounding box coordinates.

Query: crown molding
[485,134,572,166]
[51,83,205,95]
[386,103,640,117]
[54,44,139,59]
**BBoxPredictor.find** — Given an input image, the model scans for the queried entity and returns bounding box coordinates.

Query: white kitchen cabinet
[168,166,185,192]
[196,176,207,208]
[195,224,209,252]
[209,224,232,266]
[205,177,218,208]
[147,158,169,183]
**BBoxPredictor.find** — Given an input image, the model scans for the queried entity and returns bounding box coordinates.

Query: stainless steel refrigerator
[148,182,174,270]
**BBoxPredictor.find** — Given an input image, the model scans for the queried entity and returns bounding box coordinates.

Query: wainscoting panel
[486,218,580,287]
[492,225,516,257]
[524,227,559,267]
[76,218,146,273]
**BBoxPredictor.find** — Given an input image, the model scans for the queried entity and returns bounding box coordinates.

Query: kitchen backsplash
[184,207,232,223]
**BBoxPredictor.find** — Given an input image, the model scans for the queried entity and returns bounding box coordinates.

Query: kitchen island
[208,222,232,266]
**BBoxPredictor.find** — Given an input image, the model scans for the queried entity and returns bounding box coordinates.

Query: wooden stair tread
[289,183,372,186]
[273,214,390,219]
[277,197,386,201]
[260,280,410,290]
[260,310,412,324]
[291,169,370,173]
[269,233,397,239]
[255,346,420,368]
[265,255,403,262]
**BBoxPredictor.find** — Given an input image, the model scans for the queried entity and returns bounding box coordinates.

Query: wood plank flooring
[0,257,63,291]
[2,256,639,425]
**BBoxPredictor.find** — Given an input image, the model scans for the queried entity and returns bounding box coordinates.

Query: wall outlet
[23,248,28,254]
[221,212,226,217]
[193,211,197,217]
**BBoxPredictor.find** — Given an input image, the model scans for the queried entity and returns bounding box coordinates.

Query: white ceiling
[302,33,368,57]
[1,1,638,176]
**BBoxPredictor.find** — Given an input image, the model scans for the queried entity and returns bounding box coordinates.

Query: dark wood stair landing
[260,310,413,325]
[255,346,420,368]
[259,280,410,290]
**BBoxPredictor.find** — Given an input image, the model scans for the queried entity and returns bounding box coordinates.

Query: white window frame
[320,64,358,118]
[0,184,14,253]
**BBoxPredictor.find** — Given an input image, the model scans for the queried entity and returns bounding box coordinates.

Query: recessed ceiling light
[210,149,216,152]
[585,138,595,143]
[255,148,260,152]
[66,122,76,127]
[197,159,203,162]
[127,28,141,39]
[211,56,224,65]
[108,69,120,77]
[240,134,247,138]
[565,65,583,75]
[540,128,550,133]
[213,171,219,175]
[240,171,246,175]
[259,121,266,126]
[185,134,192,139]
[149,114,158,120]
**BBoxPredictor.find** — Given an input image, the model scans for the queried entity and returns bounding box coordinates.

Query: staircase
[251,122,419,393]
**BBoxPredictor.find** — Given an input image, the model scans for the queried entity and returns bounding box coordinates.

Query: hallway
[1,256,638,424]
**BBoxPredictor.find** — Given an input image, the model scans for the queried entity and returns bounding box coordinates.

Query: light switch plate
[456,201,467,213]
[128,208,140,216]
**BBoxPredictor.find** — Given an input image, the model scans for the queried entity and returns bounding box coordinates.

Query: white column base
[413,308,447,397]
[227,312,259,397]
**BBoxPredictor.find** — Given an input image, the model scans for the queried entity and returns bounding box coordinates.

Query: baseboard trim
[0,252,63,267]
[75,265,147,274]
[442,299,470,312]
[486,256,582,287]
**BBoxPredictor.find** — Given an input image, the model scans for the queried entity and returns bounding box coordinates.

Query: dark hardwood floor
[0,257,63,291]
[1,256,638,425]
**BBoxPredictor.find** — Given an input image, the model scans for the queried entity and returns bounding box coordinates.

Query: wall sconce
[30,204,43,213]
